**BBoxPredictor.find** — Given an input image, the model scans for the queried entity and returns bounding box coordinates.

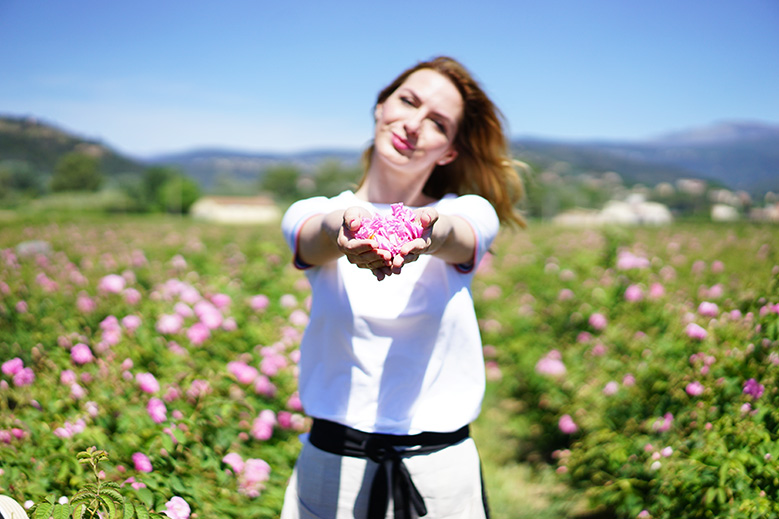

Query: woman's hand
[334,207,394,281]
[390,207,439,274]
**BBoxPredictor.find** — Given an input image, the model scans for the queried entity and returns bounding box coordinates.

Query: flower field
[1,214,779,518]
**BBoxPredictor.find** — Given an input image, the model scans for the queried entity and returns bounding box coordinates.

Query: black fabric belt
[308,418,470,519]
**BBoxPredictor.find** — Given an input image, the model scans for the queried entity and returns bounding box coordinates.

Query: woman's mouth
[391,133,415,152]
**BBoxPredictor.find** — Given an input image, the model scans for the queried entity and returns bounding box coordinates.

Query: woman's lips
[392,133,415,152]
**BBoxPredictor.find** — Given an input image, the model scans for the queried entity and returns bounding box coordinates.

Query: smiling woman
[278,56,527,519]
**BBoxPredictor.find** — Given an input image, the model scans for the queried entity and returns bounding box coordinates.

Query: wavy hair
[360,56,526,227]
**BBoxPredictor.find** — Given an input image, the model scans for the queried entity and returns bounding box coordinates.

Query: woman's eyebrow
[400,87,455,128]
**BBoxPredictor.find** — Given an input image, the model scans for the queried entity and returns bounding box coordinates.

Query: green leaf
[52,503,73,519]
[99,493,117,517]
[135,504,151,519]
[135,487,155,509]
[123,499,135,519]
[33,502,54,519]
[101,487,124,503]
[73,502,87,519]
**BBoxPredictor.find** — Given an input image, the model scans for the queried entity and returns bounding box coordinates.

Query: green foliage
[259,164,302,203]
[51,153,103,192]
[157,175,200,214]
[311,160,361,198]
[0,216,307,518]
[28,447,163,519]
[474,222,779,518]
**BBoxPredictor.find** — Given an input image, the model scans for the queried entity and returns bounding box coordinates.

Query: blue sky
[1,0,777,157]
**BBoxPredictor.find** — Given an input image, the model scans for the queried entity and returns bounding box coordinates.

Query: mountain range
[2,115,777,198]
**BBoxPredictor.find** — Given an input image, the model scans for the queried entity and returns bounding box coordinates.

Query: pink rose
[71,343,95,365]
[162,496,191,519]
[132,452,153,473]
[136,372,160,394]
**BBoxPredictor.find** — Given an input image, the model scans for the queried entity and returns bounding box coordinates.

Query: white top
[281,191,499,434]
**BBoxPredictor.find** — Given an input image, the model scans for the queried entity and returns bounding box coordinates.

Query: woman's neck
[356,161,436,207]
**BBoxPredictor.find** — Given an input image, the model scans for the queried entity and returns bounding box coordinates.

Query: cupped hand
[390,207,439,274]
[337,206,394,280]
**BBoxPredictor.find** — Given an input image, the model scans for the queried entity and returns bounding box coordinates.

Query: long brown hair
[360,56,526,227]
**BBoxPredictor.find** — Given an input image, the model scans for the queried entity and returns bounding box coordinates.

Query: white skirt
[280,434,489,519]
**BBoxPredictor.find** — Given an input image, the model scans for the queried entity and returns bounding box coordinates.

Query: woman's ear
[437,148,458,166]
[374,103,383,121]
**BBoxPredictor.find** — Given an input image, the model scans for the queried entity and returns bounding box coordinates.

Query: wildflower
[287,392,303,412]
[71,343,95,365]
[624,284,644,302]
[603,381,619,395]
[616,251,650,270]
[251,410,277,441]
[156,314,184,335]
[588,312,608,331]
[132,452,153,473]
[186,323,211,345]
[652,413,674,433]
[98,274,126,294]
[697,301,719,317]
[289,309,309,327]
[280,294,297,308]
[558,288,575,301]
[124,288,142,305]
[238,459,271,498]
[76,292,97,313]
[222,452,245,474]
[648,282,665,299]
[227,361,258,384]
[163,496,191,519]
[253,376,277,398]
[2,357,23,376]
[186,379,212,401]
[558,414,578,434]
[250,294,270,312]
[743,378,765,399]
[638,510,651,518]
[122,315,142,333]
[685,381,705,396]
[211,293,232,310]
[70,383,87,399]
[136,372,160,394]
[354,203,424,256]
[535,350,567,377]
[60,369,77,385]
[685,323,708,340]
[13,367,34,387]
[147,397,167,424]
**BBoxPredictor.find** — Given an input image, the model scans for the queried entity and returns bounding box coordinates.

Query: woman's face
[373,69,463,174]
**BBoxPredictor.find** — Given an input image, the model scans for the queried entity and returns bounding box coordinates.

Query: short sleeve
[280,196,331,269]
[437,194,499,273]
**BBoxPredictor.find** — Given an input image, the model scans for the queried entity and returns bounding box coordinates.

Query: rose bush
[3,214,779,519]
[472,223,779,518]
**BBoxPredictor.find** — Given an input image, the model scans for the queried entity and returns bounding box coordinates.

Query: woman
[280,56,525,519]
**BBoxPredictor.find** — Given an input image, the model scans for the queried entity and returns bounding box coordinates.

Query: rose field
[1,214,779,519]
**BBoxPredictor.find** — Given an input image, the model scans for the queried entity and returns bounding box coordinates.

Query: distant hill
[151,148,361,187]
[2,114,777,197]
[511,121,779,196]
[0,115,144,176]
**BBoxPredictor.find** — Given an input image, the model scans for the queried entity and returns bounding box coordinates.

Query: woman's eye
[432,120,446,133]
[401,97,414,106]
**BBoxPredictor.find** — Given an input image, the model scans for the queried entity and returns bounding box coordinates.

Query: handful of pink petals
[354,203,424,256]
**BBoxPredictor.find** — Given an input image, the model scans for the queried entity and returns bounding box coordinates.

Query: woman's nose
[404,113,423,136]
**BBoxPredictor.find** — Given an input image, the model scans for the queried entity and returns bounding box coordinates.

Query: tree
[142,166,177,209]
[51,152,103,192]
[259,164,302,203]
[313,160,361,198]
[158,175,201,214]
